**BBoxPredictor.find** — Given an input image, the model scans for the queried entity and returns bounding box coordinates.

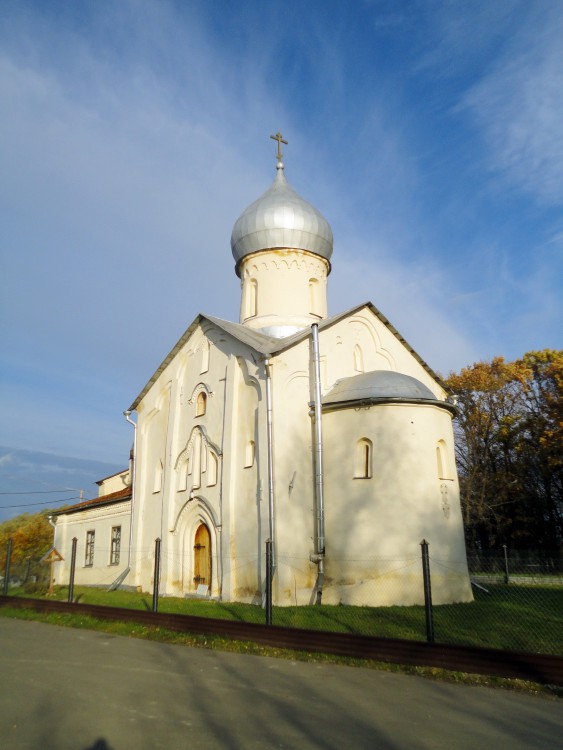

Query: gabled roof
[128,303,447,411]
[128,314,281,410]
[53,486,131,516]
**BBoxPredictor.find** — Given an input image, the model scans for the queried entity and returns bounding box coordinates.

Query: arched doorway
[193,523,212,590]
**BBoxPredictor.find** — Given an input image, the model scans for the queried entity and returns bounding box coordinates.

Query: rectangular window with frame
[85,530,95,567]
[110,526,121,565]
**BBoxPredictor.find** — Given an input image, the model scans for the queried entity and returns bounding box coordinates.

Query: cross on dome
[270,131,288,163]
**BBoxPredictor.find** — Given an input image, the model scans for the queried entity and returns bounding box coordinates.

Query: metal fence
[2,539,562,657]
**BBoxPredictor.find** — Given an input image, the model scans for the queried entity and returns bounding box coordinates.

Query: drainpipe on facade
[124,410,137,569]
[310,323,325,604]
[265,357,276,572]
[108,410,137,590]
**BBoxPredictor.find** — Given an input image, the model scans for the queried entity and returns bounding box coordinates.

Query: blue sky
[1,1,562,516]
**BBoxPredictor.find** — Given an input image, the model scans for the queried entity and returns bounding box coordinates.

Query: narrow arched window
[200,339,210,374]
[153,459,163,493]
[244,278,257,319]
[244,440,255,468]
[207,450,218,487]
[196,391,207,416]
[309,278,321,316]
[436,440,450,479]
[192,432,202,489]
[353,344,364,373]
[178,460,188,491]
[355,438,372,479]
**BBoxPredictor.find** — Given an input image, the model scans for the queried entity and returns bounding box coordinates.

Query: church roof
[323,370,439,405]
[128,303,447,412]
[230,165,333,275]
[52,486,132,516]
[322,370,456,414]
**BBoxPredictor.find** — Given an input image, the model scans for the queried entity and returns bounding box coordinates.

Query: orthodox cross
[270,131,288,161]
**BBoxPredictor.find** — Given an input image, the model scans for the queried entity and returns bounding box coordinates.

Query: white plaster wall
[97,470,130,497]
[53,502,131,587]
[128,306,468,608]
[321,308,447,399]
[322,403,472,606]
[131,321,270,602]
[268,341,318,605]
[239,249,329,332]
[262,325,469,607]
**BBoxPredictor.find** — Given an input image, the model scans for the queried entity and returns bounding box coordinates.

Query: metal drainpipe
[217,364,229,600]
[310,323,325,604]
[124,410,137,570]
[265,357,276,568]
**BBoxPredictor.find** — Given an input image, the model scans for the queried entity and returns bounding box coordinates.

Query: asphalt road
[0,618,561,749]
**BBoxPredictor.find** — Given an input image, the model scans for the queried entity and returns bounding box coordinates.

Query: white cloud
[460,5,563,205]
[1,0,560,472]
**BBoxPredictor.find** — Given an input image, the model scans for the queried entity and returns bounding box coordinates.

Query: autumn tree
[446,350,562,553]
[0,510,54,584]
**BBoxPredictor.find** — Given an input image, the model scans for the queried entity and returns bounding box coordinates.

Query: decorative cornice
[57,500,131,524]
[241,250,328,277]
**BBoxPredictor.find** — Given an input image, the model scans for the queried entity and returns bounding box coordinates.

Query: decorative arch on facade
[175,426,222,493]
[188,382,214,409]
[347,316,395,371]
[171,494,220,534]
[354,437,373,479]
[170,496,221,595]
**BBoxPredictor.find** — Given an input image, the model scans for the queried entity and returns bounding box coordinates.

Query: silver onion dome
[231,163,334,275]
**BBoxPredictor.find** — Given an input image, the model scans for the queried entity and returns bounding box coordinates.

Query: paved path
[0,618,561,749]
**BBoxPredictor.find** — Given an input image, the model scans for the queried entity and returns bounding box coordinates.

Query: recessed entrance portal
[193,523,212,590]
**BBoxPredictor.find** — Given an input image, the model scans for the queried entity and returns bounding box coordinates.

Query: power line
[0,496,82,509]
[0,489,78,495]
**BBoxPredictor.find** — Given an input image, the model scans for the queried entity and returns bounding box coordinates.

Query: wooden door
[194,523,211,588]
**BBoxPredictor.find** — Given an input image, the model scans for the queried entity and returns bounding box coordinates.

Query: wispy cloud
[0,1,561,472]
[459,5,563,205]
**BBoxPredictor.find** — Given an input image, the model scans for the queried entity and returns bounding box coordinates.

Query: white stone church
[52,137,472,607]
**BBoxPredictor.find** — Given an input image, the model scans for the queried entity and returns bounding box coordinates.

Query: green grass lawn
[6,582,562,655]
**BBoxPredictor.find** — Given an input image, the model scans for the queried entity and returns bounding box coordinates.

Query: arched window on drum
[354,438,372,479]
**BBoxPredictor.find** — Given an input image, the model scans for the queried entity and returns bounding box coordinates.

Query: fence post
[420,539,434,643]
[265,539,273,625]
[2,538,13,596]
[152,538,161,613]
[503,544,510,584]
[68,537,77,603]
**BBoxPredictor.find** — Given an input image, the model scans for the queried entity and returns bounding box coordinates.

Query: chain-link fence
[0,552,51,596]
[2,539,562,656]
